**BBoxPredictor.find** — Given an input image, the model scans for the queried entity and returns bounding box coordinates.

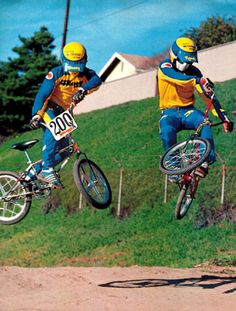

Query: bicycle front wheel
[73,159,112,209]
[0,171,32,225]
[160,138,211,175]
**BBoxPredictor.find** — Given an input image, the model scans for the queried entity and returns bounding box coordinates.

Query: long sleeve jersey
[32,65,102,117]
[157,59,225,120]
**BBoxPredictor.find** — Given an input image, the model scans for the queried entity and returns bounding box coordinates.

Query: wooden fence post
[117,167,124,217]
[164,174,168,203]
[221,162,226,205]
[217,152,226,205]
[113,158,124,217]
[79,191,83,209]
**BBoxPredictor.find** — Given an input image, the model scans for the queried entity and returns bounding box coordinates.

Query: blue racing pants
[159,106,216,163]
[33,104,70,173]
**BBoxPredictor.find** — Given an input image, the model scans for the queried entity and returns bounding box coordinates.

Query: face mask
[176,60,190,72]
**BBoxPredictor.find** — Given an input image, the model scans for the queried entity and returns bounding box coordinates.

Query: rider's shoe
[168,175,181,184]
[194,162,209,178]
[38,168,63,189]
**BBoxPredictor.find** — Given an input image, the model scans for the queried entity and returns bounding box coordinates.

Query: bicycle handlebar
[210,120,225,127]
[39,121,48,128]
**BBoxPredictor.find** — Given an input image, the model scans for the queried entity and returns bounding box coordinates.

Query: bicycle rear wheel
[160,138,211,175]
[0,171,32,225]
[73,159,112,209]
[175,175,199,219]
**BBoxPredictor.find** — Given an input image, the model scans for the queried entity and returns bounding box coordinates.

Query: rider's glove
[29,114,41,129]
[223,115,234,132]
[200,77,215,97]
[72,88,86,104]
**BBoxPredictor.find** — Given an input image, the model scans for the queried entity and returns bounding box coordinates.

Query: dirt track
[0,266,235,311]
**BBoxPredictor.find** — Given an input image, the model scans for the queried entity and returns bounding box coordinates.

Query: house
[99,51,166,82]
[74,52,164,114]
[74,51,166,115]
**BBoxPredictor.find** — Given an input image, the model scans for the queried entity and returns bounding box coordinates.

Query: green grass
[0,79,236,268]
[0,203,235,267]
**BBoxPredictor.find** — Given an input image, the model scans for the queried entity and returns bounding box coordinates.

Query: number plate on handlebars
[47,110,77,141]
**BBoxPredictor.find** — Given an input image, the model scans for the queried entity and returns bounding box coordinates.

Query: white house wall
[74,41,236,115]
[196,41,236,82]
[74,69,157,114]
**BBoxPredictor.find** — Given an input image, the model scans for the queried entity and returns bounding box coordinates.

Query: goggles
[63,58,86,73]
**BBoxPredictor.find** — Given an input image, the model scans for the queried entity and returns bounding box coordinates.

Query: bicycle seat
[12,139,39,151]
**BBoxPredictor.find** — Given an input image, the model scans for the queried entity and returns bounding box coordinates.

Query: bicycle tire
[159,138,211,175]
[73,159,112,209]
[0,171,32,225]
[175,184,193,219]
[175,175,199,219]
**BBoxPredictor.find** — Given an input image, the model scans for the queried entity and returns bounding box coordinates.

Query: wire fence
[9,139,235,217]
[77,156,236,217]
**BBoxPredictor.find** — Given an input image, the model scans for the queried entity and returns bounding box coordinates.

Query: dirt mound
[195,203,236,228]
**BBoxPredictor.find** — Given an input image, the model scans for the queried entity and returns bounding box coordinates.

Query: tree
[0,26,60,137]
[183,16,236,50]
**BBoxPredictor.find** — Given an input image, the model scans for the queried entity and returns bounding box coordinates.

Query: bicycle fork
[181,172,199,199]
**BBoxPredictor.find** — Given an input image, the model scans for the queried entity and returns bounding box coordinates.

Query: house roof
[99,50,168,82]
[120,53,163,70]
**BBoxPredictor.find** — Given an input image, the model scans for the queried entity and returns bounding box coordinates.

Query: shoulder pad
[160,62,172,69]
[45,65,64,80]
[45,71,54,80]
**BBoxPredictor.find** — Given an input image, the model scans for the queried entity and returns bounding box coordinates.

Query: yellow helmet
[62,42,87,73]
[170,37,198,72]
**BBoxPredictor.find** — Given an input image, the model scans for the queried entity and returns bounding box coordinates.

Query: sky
[0,0,236,72]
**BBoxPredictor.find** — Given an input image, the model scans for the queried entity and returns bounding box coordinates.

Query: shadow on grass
[99,274,236,294]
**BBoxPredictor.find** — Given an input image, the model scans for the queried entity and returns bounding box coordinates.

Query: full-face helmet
[170,37,198,72]
[62,42,87,73]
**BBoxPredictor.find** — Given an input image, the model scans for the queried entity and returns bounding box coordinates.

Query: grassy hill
[0,79,235,268]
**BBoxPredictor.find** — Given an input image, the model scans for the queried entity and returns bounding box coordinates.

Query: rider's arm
[196,78,234,131]
[195,83,226,120]
[81,68,102,94]
[32,67,61,117]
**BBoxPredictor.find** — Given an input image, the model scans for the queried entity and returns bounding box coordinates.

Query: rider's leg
[159,109,182,183]
[39,108,70,188]
[41,107,70,168]
[159,108,182,150]
[41,129,70,168]
[181,107,216,163]
[24,162,43,181]
[38,129,64,188]
[200,125,216,163]
[54,137,70,165]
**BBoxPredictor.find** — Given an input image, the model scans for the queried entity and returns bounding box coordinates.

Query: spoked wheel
[175,175,199,220]
[159,138,211,175]
[73,159,112,209]
[0,171,32,225]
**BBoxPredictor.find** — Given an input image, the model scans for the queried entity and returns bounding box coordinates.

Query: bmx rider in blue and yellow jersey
[158,37,234,182]
[29,42,102,188]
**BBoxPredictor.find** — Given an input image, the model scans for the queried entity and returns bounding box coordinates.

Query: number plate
[47,110,77,141]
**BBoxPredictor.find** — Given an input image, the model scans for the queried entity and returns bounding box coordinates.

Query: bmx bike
[159,96,224,219]
[0,107,112,225]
